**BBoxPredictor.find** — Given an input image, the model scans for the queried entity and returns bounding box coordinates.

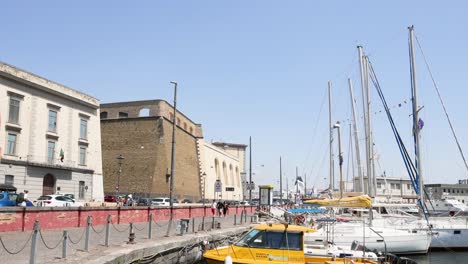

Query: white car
[151,197,178,206]
[36,195,83,207]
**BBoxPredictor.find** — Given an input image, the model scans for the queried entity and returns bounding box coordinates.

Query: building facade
[100,100,204,201]
[0,62,104,201]
[425,182,468,204]
[199,141,246,201]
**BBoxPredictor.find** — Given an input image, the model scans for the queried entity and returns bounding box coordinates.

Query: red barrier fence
[0,205,258,232]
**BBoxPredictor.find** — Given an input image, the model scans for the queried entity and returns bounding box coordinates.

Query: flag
[418,118,424,130]
[59,149,64,162]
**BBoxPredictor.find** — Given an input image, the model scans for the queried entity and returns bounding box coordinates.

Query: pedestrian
[217,200,224,217]
[223,201,229,217]
[16,190,28,206]
[211,200,217,215]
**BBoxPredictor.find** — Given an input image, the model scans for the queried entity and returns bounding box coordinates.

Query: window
[48,110,58,132]
[139,108,150,117]
[407,184,411,190]
[80,119,88,139]
[377,182,382,189]
[6,132,18,155]
[396,184,401,190]
[454,230,461,235]
[4,175,14,185]
[176,118,180,125]
[79,147,87,165]
[47,141,56,163]
[183,122,187,130]
[391,183,395,190]
[100,111,108,119]
[189,127,193,134]
[118,112,128,118]
[8,97,20,124]
[79,181,85,199]
[235,230,302,250]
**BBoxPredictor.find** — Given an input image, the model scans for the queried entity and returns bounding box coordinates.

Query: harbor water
[408,250,468,264]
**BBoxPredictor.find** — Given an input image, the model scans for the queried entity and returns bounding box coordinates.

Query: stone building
[100,100,246,201]
[0,62,104,201]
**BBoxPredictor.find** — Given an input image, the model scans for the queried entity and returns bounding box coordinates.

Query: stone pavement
[0,214,254,264]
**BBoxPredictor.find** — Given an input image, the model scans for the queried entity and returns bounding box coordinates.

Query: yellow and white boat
[203,223,378,264]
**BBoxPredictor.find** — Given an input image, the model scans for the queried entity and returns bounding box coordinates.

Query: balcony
[1,154,93,173]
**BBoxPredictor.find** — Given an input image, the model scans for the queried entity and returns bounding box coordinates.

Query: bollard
[105,215,111,247]
[244,210,247,223]
[62,230,68,259]
[29,220,39,264]
[85,216,91,251]
[240,211,243,225]
[211,216,215,229]
[234,215,237,226]
[201,216,205,231]
[148,214,153,239]
[128,223,136,244]
[192,217,195,233]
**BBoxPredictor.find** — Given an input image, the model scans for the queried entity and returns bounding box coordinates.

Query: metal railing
[0,210,255,263]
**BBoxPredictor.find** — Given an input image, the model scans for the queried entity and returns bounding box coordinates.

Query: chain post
[62,230,68,259]
[234,214,237,226]
[29,220,39,264]
[128,223,136,244]
[84,216,91,251]
[201,216,205,231]
[244,209,247,222]
[148,214,153,239]
[240,211,243,224]
[105,215,111,247]
[211,216,215,229]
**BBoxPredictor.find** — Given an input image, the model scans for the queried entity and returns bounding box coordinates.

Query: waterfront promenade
[0,212,255,263]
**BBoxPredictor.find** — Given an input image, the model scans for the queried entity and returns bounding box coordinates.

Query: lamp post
[333,122,344,199]
[202,172,207,205]
[116,154,124,201]
[166,81,177,237]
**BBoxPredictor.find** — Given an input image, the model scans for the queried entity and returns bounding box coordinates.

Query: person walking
[211,200,217,216]
[223,201,229,217]
[217,200,224,217]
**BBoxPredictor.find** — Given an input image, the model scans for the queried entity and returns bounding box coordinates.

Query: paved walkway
[0,214,254,264]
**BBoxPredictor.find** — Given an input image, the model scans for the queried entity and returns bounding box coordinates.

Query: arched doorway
[42,174,56,195]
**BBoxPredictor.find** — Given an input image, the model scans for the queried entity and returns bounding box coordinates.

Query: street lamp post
[333,122,344,199]
[166,81,178,237]
[202,172,207,206]
[116,154,124,201]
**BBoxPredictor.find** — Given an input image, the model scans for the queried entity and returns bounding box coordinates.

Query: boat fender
[224,255,233,264]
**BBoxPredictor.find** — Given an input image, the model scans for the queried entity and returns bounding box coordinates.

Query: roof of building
[212,142,248,149]
[0,61,99,108]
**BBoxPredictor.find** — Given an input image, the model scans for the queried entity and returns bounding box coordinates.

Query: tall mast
[249,136,252,202]
[304,173,307,198]
[295,166,299,204]
[409,25,425,211]
[328,81,335,192]
[279,156,283,205]
[357,46,370,195]
[348,78,364,193]
[364,56,377,196]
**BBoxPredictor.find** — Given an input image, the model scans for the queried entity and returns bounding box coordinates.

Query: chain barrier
[67,229,86,245]
[152,218,169,228]
[133,223,146,231]
[111,223,130,233]
[91,224,106,234]
[39,230,64,250]
[0,232,33,255]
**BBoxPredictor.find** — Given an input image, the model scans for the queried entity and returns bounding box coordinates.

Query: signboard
[259,185,274,206]
[214,180,222,193]
[225,187,235,192]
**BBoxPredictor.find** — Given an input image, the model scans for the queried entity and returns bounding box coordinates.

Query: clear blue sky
[2,1,468,190]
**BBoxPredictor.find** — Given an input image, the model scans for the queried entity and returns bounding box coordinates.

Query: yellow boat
[203,223,377,264]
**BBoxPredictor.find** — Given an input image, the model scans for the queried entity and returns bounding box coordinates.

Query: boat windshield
[235,229,302,250]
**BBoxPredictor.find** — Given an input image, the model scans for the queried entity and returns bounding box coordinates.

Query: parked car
[151,197,179,206]
[197,199,211,204]
[36,195,83,207]
[181,198,193,204]
[0,192,18,207]
[64,194,75,200]
[104,195,118,202]
[137,198,152,206]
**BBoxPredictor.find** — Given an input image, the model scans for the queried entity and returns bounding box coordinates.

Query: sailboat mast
[364,56,377,197]
[279,156,283,205]
[409,25,425,209]
[357,46,370,195]
[348,78,364,193]
[328,81,335,192]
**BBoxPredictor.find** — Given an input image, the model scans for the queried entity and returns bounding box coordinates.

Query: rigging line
[415,35,468,175]
[301,87,328,171]
[368,59,432,218]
